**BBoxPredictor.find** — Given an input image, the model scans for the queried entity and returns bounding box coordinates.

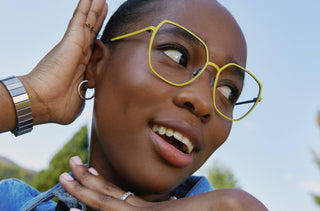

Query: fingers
[87,0,108,37]
[66,0,107,46]
[69,156,124,200]
[69,0,92,32]
[60,172,122,210]
[70,0,107,35]
[59,156,139,210]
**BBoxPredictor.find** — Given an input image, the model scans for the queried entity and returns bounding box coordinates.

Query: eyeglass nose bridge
[182,61,222,92]
[206,61,226,75]
[194,61,221,88]
[186,61,235,121]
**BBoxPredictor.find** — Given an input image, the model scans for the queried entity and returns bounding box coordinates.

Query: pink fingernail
[71,156,83,165]
[61,172,74,181]
[88,167,99,176]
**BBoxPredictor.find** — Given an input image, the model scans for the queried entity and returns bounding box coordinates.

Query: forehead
[137,0,247,66]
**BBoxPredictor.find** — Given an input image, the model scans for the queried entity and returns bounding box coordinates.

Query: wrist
[18,75,51,125]
[1,76,33,136]
[0,81,16,132]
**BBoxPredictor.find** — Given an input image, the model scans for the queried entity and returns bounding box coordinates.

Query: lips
[152,124,194,154]
[148,121,201,167]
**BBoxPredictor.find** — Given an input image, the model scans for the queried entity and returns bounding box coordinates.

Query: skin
[0,0,267,210]
[87,0,247,201]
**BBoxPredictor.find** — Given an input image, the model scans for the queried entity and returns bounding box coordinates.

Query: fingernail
[71,156,83,165]
[70,208,81,211]
[61,172,74,181]
[88,167,99,176]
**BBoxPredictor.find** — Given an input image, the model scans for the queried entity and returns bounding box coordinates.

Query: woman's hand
[60,156,268,211]
[20,0,107,125]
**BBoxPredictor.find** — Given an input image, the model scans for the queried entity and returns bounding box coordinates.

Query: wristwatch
[1,76,33,136]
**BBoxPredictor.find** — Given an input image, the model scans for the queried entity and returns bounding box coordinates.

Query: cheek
[94,60,150,135]
[197,118,232,163]
[208,116,232,148]
[92,46,172,153]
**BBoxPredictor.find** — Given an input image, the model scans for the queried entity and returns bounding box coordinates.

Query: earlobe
[85,39,110,88]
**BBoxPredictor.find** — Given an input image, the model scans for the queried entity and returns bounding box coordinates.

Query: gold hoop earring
[78,80,95,100]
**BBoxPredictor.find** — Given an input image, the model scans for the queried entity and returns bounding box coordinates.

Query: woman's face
[91,0,247,199]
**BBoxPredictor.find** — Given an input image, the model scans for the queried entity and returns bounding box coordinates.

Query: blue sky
[0,1,320,210]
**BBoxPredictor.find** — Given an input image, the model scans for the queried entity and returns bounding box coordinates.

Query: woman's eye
[217,86,237,103]
[163,49,187,66]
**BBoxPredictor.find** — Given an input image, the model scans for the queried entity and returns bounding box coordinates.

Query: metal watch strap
[1,76,33,136]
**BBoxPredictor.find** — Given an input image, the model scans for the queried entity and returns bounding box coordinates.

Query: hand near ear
[18,0,108,125]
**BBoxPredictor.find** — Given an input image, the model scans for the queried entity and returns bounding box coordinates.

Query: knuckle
[72,183,84,193]
[89,8,100,20]
[98,194,113,204]
[75,6,89,18]
[102,184,114,192]
[102,183,122,196]
[78,170,92,183]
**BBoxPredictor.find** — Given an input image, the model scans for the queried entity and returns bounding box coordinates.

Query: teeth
[152,124,194,154]
[182,137,193,154]
[166,128,174,137]
[152,125,159,132]
[159,126,166,135]
[173,131,183,142]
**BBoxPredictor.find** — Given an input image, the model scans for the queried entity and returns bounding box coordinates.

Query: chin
[122,163,193,197]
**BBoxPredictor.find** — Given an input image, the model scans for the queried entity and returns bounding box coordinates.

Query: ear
[85,39,110,88]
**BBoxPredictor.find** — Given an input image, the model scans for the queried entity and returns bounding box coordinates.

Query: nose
[173,76,214,121]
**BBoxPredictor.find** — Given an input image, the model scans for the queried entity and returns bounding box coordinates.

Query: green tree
[29,126,89,192]
[0,160,35,183]
[206,161,240,189]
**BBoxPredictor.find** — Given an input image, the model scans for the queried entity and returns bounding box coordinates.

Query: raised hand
[20,0,107,125]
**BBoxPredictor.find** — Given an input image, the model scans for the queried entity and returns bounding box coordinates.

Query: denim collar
[21,172,84,211]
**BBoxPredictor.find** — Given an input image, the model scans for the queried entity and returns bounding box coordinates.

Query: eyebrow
[158,27,204,46]
[224,57,245,80]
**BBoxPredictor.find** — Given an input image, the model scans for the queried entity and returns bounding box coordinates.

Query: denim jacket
[0,175,213,211]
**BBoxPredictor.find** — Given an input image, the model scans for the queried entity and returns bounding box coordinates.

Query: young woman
[0,0,265,210]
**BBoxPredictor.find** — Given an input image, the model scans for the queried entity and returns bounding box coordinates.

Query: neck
[88,129,171,202]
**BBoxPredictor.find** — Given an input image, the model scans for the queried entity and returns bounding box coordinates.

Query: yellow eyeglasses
[110,20,262,121]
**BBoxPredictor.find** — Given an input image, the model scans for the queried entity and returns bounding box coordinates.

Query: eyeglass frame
[109,19,262,121]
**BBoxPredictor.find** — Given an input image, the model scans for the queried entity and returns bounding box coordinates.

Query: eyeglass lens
[214,65,260,120]
[150,22,260,120]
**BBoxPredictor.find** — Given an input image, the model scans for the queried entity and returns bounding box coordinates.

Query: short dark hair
[100,0,165,45]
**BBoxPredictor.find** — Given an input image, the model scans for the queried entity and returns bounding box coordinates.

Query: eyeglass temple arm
[110,26,156,42]
[235,97,262,106]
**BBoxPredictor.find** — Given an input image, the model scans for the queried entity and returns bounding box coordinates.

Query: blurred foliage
[312,111,320,206]
[206,161,240,189]
[29,126,89,192]
[0,161,35,183]
[317,111,320,128]
[314,195,320,206]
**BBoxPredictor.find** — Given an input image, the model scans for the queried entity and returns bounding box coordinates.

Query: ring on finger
[85,22,95,33]
[121,192,135,201]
